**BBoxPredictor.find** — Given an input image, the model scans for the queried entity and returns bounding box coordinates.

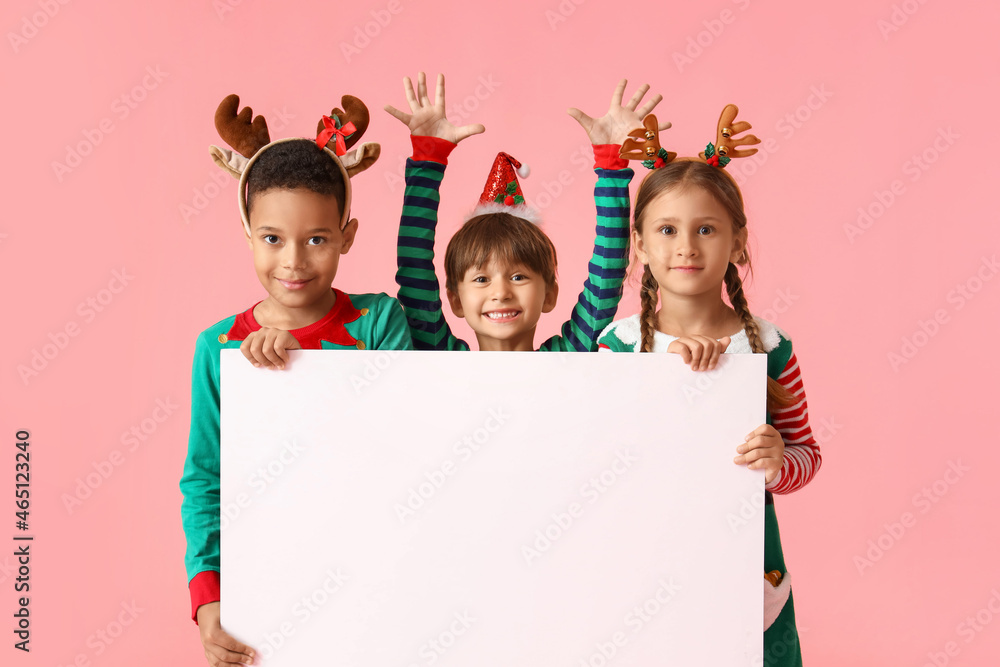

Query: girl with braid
[598,106,821,667]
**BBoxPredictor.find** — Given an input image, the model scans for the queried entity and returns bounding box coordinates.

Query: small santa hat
[466,152,539,223]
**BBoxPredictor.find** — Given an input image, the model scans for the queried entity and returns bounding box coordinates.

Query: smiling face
[633,184,746,300]
[446,255,558,351]
[246,187,357,328]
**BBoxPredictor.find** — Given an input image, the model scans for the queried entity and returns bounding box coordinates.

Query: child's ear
[340,218,359,254]
[446,288,465,318]
[632,229,649,265]
[542,281,559,313]
[731,227,748,264]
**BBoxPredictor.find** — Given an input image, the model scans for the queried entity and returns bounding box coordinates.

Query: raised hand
[567,78,671,146]
[384,72,485,144]
[734,424,785,484]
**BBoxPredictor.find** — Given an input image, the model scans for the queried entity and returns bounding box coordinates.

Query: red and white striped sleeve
[765,351,822,494]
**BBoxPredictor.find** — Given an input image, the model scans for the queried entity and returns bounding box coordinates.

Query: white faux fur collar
[605,313,784,353]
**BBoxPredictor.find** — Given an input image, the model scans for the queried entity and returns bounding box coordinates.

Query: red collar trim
[226,289,363,348]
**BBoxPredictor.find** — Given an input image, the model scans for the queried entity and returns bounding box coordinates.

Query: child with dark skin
[182,138,412,667]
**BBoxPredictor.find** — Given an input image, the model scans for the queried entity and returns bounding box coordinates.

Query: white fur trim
[464,202,541,224]
[764,571,792,630]
[654,315,783,353]
[756,317,784,352]
[601,315,642,350]
[602,314,784,353]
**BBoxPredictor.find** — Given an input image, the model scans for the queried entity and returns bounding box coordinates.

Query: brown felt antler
[316,95,370,152]
[215,94,271,158]
[701,104,759,162]
[619,114,677,164]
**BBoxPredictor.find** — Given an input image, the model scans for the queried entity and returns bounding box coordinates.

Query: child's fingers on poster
[242,332,267,368]
[735,443,766,465]
[205,631,255,665]
[198,603,256,665]
[666,339,693,365]
[698,335,719,370]
[242,330,280,369]
[685,338,707,370]
[259,328,299,369]
[205,640,254,666]
[278,330,301,352]
[675,334,723,371]
[705,341,724,371]
[273,331,302,368]
[736,427,784,477]
[670,338,702,368]
[239,335,261,367]
[260,332,287,370]
[744,423,775,441]
[706,335,726,369]
[743,449,782,481]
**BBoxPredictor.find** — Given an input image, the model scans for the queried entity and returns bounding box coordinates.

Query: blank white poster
[220,350,766,666]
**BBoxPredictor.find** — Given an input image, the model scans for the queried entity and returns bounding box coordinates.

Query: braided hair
[631,160,796,412]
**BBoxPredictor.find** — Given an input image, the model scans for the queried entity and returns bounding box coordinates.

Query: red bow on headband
[316,115,357,156]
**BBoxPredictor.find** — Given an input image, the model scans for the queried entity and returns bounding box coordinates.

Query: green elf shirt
[599,314,822,667]
[180,289,413,622]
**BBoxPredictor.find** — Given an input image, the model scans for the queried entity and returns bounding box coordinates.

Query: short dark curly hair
[246,140,347,214]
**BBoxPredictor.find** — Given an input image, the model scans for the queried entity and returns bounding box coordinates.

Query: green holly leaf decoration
[494,193,506,203]
[513,195,524,204]
[718,155,731,167]
[704,143,716,158]
[506,181,517,194]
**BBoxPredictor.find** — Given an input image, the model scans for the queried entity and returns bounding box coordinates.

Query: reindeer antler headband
[619,103,759,171]
[208,94,381,235]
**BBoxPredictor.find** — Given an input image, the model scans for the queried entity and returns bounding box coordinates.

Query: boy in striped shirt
[388,73,669,352]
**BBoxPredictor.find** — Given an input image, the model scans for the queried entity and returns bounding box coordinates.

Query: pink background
[3,0,997,664]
